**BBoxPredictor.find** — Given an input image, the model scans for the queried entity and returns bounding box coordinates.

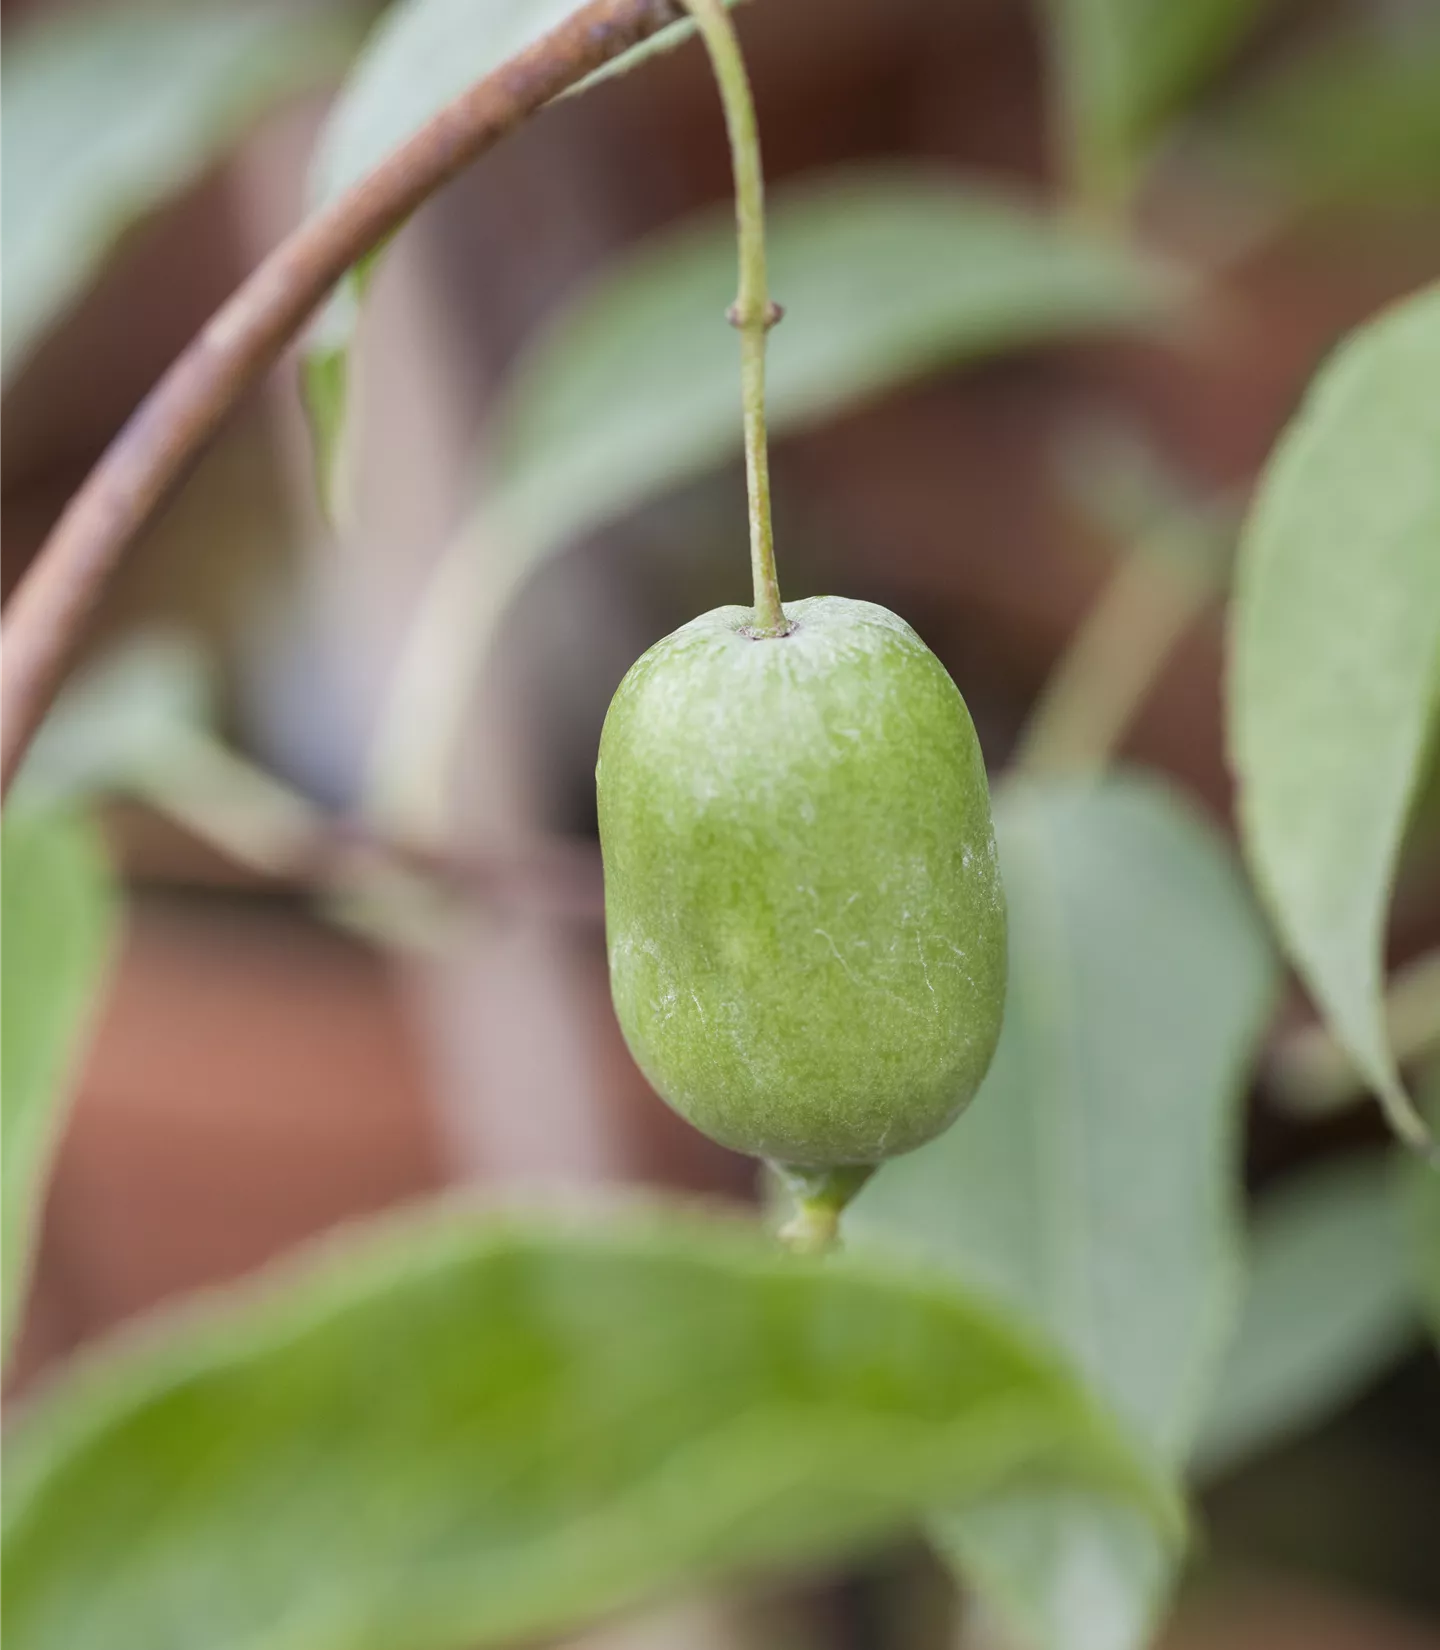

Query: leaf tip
[1376,1074,1434,1157]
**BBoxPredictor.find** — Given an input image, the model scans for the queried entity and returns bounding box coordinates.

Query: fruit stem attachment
[773,1163,875,1255]
[683,0,788,639]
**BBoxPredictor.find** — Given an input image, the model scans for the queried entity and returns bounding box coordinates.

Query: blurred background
[3,0,1439,1645]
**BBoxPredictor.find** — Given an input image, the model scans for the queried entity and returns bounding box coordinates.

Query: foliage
[0,0,348,378]
[485,169,1170,567]
[1196,1154,1418,1478]
[1230,282,1440,1148]
[1201,9,1440,210]
[1405,1065,1440,1347]
[1,811,117,1356]
[14,633,217,808]
[1043,0,1272,207]
[2,1208,1175,1650]
[850,775,1276,1650]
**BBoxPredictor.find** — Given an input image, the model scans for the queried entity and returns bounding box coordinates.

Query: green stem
[1044,1,1132,229]
[683,0,788,638]
[131,733,441,946]
[1016,514,1220,777]
[140,734,325,874]
[773,1163,875,1255]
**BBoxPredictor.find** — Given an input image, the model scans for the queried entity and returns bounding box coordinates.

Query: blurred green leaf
[1230,282,1440,1149]
[2,1206,1177,1650]
[1202,12,1440,209]
[309,0,739,206]
[16,632,217,808]
[948,1489,1166,1650]
[1,811,117,1357]
[1414,1176,1440,1346]
[15,633,330,877]
[0,1,348,379]
[488,167,1172,567]
[1042,0,1272,208]
[302,0,739,513]
[849,774,1276,1650]
[1196,1155,1417,1479]
[1405,1065,1440,1346]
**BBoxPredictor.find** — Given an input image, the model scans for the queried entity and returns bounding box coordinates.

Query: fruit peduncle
[774,1163,878,1255]
[682,0,788,638]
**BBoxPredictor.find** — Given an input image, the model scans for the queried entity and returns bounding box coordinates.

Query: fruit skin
[597,595,1006,1168]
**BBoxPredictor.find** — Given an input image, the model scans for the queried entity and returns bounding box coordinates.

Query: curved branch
[0,0,689,801]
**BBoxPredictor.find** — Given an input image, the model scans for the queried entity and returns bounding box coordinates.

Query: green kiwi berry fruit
[597,594,1006,1170]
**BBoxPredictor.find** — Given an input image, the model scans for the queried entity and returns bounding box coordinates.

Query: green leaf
[15,631,217,808]
[302,0,738,513]
[13,634,325,879]
[848,774,1276,1650]
[309,0,739,207]
[301,258,376,520]
[1229,282,1440,1149]
[1043,0,1273,207]
[0,0,348,379]
[488,167,1172,566]
[2,1206,1177,1650]
[1,811,117,1357]
[946,1490,1166,1650]
[1413,1169,1440,1345]
[1404,1064,1440,1345]
[1201,12,1440,210]
[1195,1155,1417,1479]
